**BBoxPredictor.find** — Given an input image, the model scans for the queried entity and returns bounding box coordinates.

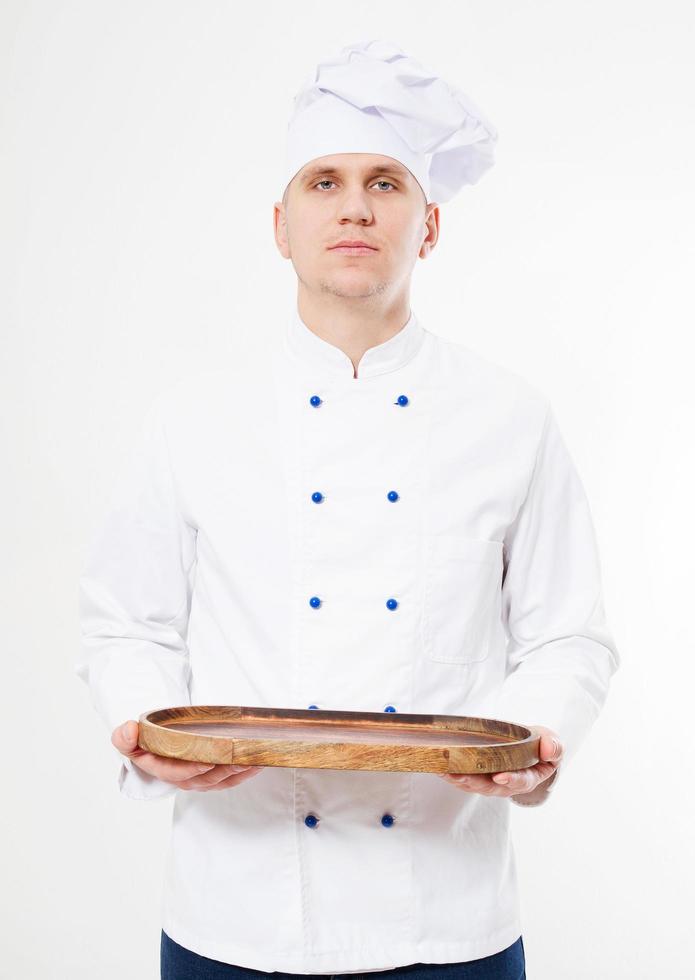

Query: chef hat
[282,38,498,205]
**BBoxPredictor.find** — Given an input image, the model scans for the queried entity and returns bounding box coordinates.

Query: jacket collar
[284,303,426,380]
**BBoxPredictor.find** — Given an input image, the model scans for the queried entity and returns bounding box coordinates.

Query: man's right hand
[111,720,264,791]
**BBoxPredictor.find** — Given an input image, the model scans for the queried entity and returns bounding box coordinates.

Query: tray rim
[137,704,539,775]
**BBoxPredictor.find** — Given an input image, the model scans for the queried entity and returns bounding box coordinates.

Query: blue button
[387,490,399,502]
[381,814,395,827]
[304,814,319,828]
[309,596,322,608]
[309,395,322,407]
[386,598,398,610]
[311,491,324,504]
[383,705,397,712]
[308,704,319,710]
[395,394,409,406]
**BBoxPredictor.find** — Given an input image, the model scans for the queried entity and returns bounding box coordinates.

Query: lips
[328,241,377,250]
[328,242,378,255]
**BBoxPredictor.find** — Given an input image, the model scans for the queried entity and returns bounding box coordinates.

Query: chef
[75,38,620,980]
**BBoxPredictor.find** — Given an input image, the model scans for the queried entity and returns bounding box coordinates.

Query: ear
[419,203,440,258]
[273,200,291,259]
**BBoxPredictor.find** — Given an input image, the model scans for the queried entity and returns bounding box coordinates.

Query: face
[273,153,439,300]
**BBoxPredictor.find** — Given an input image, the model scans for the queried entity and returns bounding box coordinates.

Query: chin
[320,273,385,298]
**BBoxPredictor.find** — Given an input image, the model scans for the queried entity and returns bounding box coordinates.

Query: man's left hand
[435,725,563,799]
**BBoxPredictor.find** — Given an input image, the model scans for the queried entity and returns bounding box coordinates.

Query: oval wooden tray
[137,705,539,775]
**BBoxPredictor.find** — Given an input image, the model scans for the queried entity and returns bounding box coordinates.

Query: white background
[2,1,693,977]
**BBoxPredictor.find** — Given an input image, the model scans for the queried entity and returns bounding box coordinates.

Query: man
[76,39,619,980]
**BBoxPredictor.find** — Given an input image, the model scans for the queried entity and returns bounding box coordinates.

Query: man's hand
[435,725,563,799]
[112,721,264,792]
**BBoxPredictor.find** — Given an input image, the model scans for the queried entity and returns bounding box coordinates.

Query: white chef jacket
[75,304,620,973]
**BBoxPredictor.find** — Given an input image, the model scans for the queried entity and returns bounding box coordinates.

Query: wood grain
[138,705,539,775]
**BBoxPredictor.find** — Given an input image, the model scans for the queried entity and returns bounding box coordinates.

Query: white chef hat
[282,38,498,205]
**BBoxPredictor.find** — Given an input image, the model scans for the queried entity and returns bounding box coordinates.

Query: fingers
[491,762,556,793]
[131,753,264,790]
[112,720,264,789]
[435,724,564,798]
[188,766,265,792]
[113,721,211,781]
[128,751,219,783]
[437,761,557,797]
[111,720,141,757]
[438,772,516,795]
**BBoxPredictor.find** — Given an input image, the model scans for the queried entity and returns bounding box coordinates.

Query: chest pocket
[422,535,504,664]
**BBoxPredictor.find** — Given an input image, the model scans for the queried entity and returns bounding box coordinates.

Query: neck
[296,285,412,379]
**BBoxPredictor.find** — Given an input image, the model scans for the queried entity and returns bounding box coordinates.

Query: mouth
[328,245,378,255]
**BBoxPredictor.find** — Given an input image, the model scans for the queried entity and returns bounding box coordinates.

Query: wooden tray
[137,705,539,775]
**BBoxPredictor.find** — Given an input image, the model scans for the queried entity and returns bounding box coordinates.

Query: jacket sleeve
[75,394,197,801]
[493,402,620,807]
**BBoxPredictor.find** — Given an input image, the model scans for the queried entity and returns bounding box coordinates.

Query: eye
[312,179,397,191]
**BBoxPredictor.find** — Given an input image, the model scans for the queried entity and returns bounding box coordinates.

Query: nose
[335,187,374,225]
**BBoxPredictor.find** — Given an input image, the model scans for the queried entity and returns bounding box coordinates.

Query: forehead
[297,154,412,180]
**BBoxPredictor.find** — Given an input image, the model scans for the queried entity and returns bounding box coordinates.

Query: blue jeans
[160,931,526,980]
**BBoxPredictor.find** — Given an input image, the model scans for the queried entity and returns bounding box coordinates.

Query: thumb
[111,720,141,758]
[539,731,563,764]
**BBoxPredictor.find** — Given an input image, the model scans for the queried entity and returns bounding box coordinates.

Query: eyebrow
[299,163,409,184]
